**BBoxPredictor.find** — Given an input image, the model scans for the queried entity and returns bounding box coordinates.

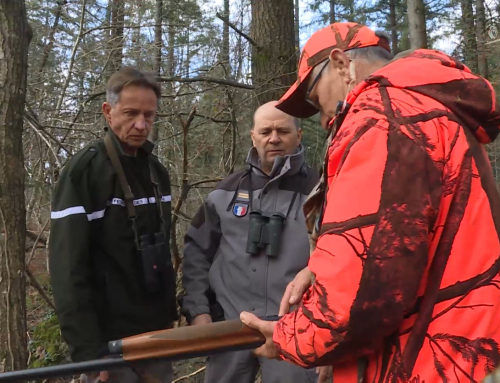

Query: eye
[278,128,291,134]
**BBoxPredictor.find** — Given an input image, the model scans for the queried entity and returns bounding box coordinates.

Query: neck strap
[104,134,136,218]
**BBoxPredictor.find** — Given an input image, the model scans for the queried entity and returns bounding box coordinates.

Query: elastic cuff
[186,306,210,324]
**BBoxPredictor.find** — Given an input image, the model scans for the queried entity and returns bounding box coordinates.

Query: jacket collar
[105,127,155,157]
[245,144,306,179]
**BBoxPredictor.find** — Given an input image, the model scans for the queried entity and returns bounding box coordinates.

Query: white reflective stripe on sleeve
[110,197,167,207]
[133,198,149,206]
[87,209,106,221]
[111,198,125,207]
[51,206,86,219]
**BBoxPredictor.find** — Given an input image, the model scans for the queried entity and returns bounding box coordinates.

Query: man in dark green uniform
[49,67,177,382]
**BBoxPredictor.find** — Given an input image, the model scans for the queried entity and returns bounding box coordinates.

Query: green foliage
[28,311,69,368]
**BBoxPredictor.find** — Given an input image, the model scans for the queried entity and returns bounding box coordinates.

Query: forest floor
[26,247,208,383]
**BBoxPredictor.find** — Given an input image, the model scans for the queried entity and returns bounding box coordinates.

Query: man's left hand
[240,312,280,360]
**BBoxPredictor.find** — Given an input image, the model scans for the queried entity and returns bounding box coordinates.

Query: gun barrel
[0,357,127,382]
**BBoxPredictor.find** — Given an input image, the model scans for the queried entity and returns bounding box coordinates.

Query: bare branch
[172,366,206,383]
[171,106,197,272]
[25,269,56,311]
[216,12,261,49]
[55,0,87,112]
[158,76,254,90]
[190,178,222,187]
[26,219,50,266]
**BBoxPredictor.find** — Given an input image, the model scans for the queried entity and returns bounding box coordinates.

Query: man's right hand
[279,267,314,316]
[191,313,212,326]
[88,370,109,382]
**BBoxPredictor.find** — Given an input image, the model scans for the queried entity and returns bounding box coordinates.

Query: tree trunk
[150,0,164,144]
[166,1,175,81]
[251,0,296,105]
[475,0,488,77]
[164,0,176,166]
[399,10,411,52]
[184,28,190,78]
[221,0,233,173]
[407,0,428,49]
[154,0,163,76]
[294,0,300,61]
[0,0,31,372]
[389,0,399,54]
[461,0,478,73]
[221,0,230,69]
[108,0,124,75]
[330,0,335,23]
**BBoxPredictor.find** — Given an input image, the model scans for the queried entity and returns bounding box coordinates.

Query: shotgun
[0,316,278,382]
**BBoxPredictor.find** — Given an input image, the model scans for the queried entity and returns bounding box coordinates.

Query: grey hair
[106,90,120,106]
[347,31,394,62]
[293,117,301,130]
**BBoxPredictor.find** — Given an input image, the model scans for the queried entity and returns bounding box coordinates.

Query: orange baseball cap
[276,22,391,118]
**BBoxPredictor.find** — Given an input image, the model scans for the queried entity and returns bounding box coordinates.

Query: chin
[127,139,146,147]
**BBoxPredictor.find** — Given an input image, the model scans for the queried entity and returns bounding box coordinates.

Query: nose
[269,130,281,143]
[134,115,147,131]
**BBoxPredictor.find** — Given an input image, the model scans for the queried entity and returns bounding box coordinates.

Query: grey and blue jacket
[180,145,319,322]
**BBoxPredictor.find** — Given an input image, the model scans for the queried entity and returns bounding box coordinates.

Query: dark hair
[106,67,161,105]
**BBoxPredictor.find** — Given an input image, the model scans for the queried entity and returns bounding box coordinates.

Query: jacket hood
[351,49,500,144]
[246,144,306,179]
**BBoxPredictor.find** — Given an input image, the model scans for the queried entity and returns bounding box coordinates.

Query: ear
[250,128,256,147]
[328,48,350,81]
[102,102,113,125]
[296,128,303,145]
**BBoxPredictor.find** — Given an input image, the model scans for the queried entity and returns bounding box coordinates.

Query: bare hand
[279,267,313,316]
[240,312,279,360]
[317,366,332,383]
[191,313,212,326]
[89,370,109,382]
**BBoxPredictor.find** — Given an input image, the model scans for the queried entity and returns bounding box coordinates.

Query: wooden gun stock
[109,319,266,361]
[0,317,277,382]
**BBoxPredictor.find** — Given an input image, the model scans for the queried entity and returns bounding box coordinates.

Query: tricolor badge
[233,202,248,217]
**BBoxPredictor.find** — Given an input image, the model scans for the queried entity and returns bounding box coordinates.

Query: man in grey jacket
[180,101,319,383]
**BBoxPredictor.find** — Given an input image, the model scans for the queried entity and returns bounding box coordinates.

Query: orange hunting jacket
[273,49,500,382]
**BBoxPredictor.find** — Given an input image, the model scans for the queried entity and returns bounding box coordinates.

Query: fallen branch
[172,366,206,383]
[26,218,50,265]
[26,230,48,245]
[25,269,56,311]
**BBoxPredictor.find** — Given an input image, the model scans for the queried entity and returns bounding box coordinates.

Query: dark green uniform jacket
[48,130,177,362]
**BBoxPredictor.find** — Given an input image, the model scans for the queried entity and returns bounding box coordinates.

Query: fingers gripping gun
[0,316,279,382]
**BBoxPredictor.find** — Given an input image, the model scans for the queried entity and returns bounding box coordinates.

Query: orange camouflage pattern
[273,49,500,382]
[278,22,391,118]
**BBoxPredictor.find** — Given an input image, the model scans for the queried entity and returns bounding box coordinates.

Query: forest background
[1,0,500,381]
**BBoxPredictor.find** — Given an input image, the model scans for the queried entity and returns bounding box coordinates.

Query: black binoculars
[138,232,172,294]
[246,210,286,257]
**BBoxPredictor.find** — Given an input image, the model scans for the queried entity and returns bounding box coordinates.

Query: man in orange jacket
[241,22,500,383]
